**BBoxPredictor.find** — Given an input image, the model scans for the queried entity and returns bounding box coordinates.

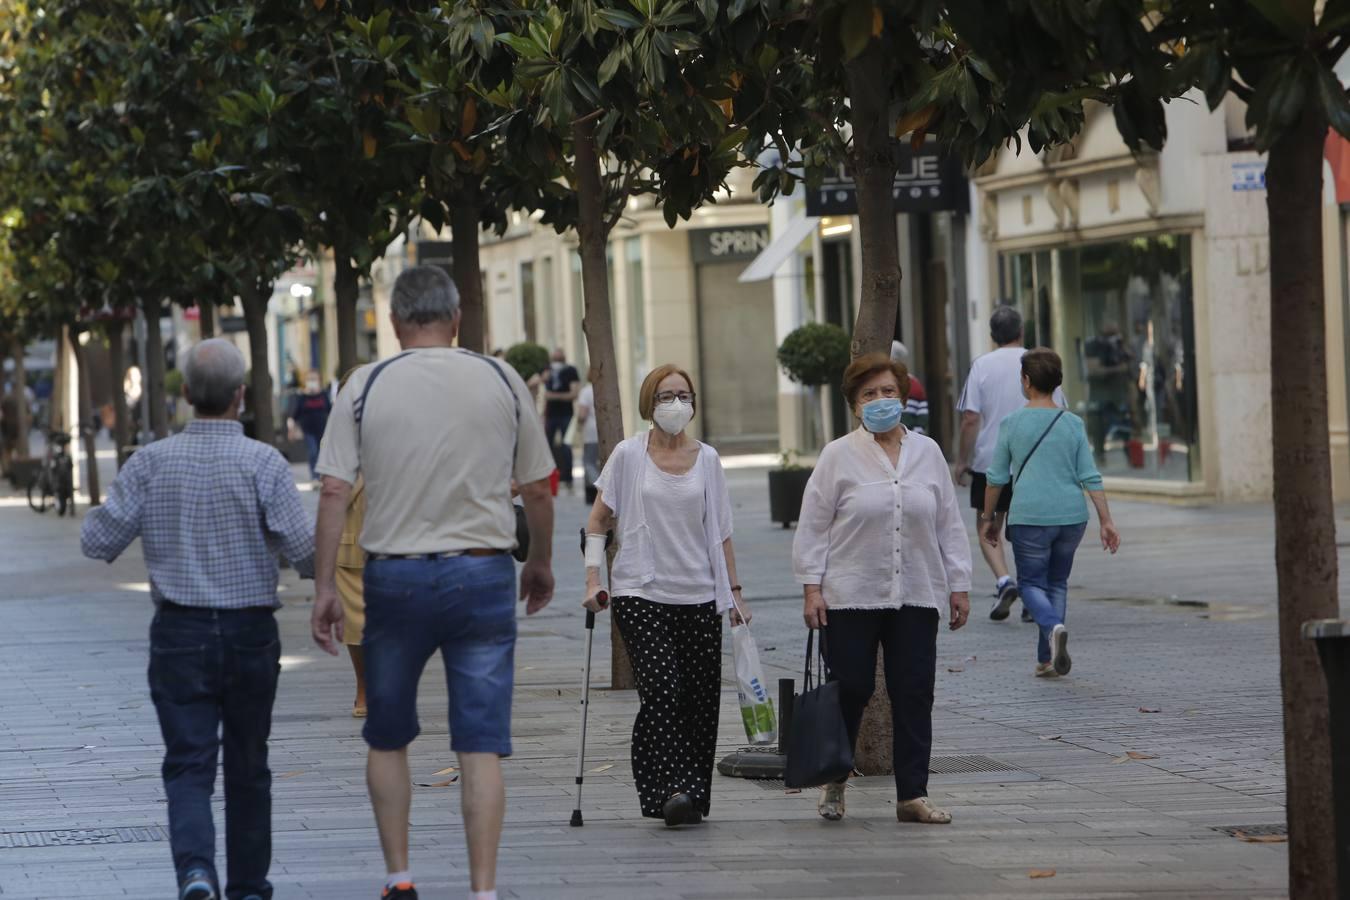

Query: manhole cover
[928,754,1019,775]
[0,825,168,848]
[1212,823,1288,838]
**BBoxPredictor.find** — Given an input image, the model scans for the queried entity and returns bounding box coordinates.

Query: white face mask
[653,399,694,435]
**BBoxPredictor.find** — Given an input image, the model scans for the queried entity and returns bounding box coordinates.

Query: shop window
[1000,234,1198,482]
[626,238,647,388]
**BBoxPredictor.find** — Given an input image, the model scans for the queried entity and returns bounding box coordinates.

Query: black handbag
[783,628,855,789]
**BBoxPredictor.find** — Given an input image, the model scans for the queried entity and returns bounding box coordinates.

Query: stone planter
[768,467,813,529]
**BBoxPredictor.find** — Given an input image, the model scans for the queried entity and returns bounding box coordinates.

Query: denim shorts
[361,554,517,755]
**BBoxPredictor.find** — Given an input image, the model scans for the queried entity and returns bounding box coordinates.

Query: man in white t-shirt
[574,378,601,504]
[955,306,1065,622]
[311,265,556,900]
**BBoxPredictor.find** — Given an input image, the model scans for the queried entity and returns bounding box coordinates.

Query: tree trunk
[68,329,100,507]
[142,297,169,440]
[575,117,634,690]
[1267,107,1338,900]
[452,184,486,354]
[242,285,276,447]
[11,337,29,458]
[199,301,216,339]
[844,43,902,359]
[334,245,360,377]
[845,40,903,773]
[108,319,130,467]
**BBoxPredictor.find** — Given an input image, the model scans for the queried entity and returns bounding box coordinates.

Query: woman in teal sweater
[980,349,1121,676]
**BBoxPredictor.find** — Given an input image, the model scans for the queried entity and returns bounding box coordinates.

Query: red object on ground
[1127,439,1145,469]
[549,468,560,496]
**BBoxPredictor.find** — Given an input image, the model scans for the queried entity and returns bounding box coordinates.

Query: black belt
[367,549,509,561]
[158,600,275,616]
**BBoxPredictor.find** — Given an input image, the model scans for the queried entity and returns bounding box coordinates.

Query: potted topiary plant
[771,322,850,528]
[504,342,550,383]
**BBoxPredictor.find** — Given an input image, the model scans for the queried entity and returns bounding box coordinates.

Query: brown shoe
[1035,662,1059,678]
[818,782,846,821]
[897,796,952,824]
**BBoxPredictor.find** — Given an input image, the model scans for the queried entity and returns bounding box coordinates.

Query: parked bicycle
[28,429,74,516]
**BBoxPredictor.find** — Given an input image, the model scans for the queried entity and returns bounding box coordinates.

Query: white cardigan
[594,431,736,612]
[793,428,972,616]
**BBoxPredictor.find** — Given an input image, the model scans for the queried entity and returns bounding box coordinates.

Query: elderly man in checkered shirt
[82,338,315,900]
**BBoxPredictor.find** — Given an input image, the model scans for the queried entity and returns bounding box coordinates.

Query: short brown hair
[841,353,910,408]
[1021,347,1063,394]
[638,364,696,421]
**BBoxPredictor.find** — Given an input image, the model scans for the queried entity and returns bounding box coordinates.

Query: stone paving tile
[1,472,1330,898]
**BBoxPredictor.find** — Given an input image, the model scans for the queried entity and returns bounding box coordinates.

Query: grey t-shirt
[317,347,555,555]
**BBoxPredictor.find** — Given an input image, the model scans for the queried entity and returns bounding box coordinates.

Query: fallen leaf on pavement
[1029,869,1056,879]
[965,655,978,662]
[784,788,801,794]
[947,666,964,673]
[432,767,457,776]
[1139,707,1161,714]
[415,777,459,787]
[588,764,614,773]
[279,771,306,779]
[1235,832,1287,844]
[1040,735,1063,741]
[1126,751,1159,760]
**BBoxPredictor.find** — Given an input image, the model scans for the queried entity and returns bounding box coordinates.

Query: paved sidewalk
[1,465,1344,899]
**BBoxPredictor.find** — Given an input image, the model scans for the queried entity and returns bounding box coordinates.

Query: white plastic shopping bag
[731,623,777,745]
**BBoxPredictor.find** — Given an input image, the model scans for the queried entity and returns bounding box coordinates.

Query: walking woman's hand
[948,591,970,631]
[1100,521,1121,554]
[582,581,609,613]
[803,586,828,629]
[980,516,1001,548]
[729,593,752,626]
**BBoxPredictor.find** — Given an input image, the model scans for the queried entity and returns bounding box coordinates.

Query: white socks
[996,575,1012,591]
[470,892,498,900]
[386,871,412,889]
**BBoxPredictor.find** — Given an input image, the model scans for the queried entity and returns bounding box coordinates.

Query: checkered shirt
[81,419,315,608]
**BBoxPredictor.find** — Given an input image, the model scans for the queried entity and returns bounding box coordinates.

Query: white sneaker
[818,782,846,821]
[1051,624,1071,675]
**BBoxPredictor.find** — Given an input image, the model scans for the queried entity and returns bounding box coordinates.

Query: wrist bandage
[584,533,607,569]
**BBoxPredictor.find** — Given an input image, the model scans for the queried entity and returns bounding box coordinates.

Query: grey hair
[990,305,1023,345]
[391,265,459,326]
[184,338,247,416]
[890,340,909,365]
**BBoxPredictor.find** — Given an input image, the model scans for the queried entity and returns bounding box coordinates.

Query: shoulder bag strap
[803,628,816,691]
[1014,410,1067,484]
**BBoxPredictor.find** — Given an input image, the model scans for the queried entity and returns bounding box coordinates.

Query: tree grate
[0,825,169,849]
[1211,823,1288,838]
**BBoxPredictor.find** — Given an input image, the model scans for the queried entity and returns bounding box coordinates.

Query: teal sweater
[986,408,1103,526]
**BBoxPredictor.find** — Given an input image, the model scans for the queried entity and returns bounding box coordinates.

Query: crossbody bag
[1014,410,1066,484]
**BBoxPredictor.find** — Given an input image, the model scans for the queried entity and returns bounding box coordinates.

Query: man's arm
[311,475,353,655]
[955,410,980,481]
[261,454,316,577]
[80,456,145,562]
[517,476,555,615]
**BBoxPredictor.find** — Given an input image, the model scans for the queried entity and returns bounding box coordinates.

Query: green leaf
[598,44,627,87]
[496,33,546,60]
[1317,66,1350,139]
[599,8,645,30]
[839,0,873,63]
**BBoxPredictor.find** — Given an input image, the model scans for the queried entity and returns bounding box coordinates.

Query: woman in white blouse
[794,353,972,824]
[581,364,749,828]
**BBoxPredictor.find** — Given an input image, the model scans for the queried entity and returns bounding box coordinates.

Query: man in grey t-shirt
[311,266,555,900]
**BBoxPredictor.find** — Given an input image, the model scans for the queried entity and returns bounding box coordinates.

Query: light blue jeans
[1009,523,1087,664]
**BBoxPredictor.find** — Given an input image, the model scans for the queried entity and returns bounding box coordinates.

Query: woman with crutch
[581,363,748,827]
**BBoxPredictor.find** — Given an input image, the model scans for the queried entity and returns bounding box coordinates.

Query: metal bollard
[1304,618,1350,900]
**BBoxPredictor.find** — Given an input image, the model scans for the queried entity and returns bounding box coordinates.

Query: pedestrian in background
[333,371,369,719]
[81,338,315,900]
[288,371,331,484]
[311,265,556,900]
[574,374,601,505]
[955,307,1064,622]
[542,347,581,493]
[795,353,971,826]
[889,340,929,434]
[582,363,749,827]
[981,348,1121,677]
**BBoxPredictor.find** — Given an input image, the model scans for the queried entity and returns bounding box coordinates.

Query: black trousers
[824,606,939,801]
[612,597,722,818]
[544,413,574,484]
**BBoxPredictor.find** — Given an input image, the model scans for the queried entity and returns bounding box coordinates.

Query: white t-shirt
[317,347,555,554]
[957,346,1066,473]
[576,384,599,445]
[612,463,716,604]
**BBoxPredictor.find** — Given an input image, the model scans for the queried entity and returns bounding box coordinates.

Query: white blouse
[594,431,736,612]
[793,428,972,617]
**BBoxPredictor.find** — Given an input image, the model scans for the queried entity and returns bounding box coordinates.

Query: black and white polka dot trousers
[611,597,722,819]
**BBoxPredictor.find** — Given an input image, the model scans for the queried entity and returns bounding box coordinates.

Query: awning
[737,212,817,283]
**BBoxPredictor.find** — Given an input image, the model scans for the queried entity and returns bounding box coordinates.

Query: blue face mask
[860,397,904,433]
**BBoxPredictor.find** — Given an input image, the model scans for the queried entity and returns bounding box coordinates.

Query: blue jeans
[1009,523,1087,664]
[148,605,280,900]
[362,554,518,754]
[302,431,321,480]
